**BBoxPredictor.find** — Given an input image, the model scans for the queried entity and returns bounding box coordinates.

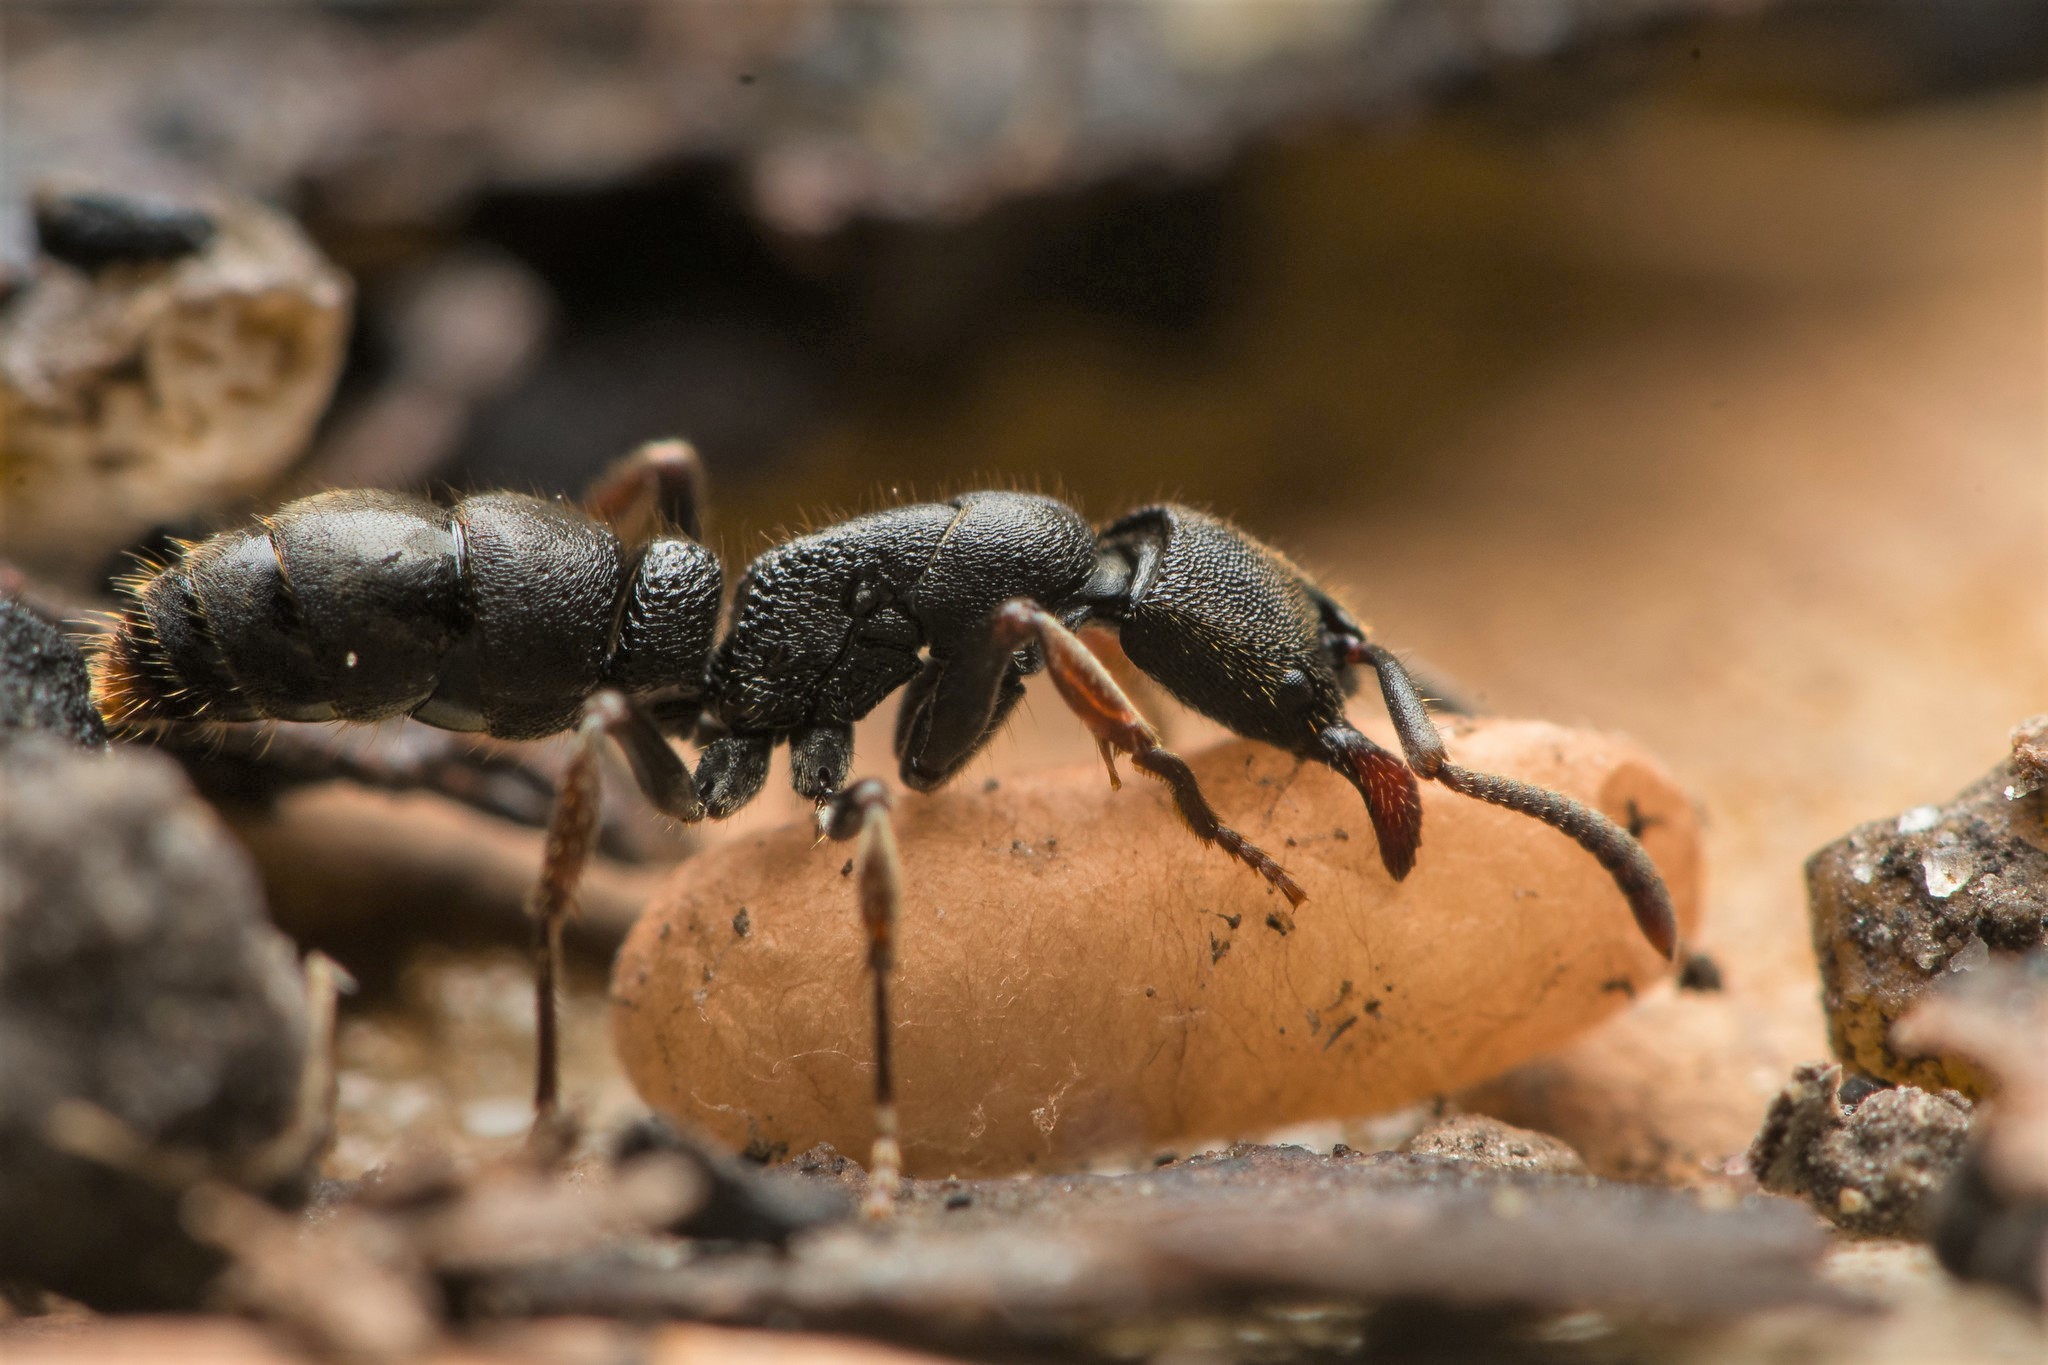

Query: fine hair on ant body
[92,439,1676,1213]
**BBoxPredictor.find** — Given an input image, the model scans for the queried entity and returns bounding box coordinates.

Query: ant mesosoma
[91,439,1675,1210]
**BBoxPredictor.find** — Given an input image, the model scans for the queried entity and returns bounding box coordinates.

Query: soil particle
[1678,950,1725,992]
[1748,1061,1972,1237]
[1399,1115,1590,1177]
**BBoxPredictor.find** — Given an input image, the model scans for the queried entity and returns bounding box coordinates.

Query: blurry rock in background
[0,188,349,587]
[0,736,313,1310]
[5,0,2043,551]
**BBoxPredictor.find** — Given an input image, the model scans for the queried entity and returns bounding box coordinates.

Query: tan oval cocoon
[611,718,1701,1175]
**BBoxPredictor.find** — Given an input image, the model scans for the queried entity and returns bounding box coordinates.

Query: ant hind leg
[525,698,609,1154]
[526,689,706,1156]
[582,438,710,546]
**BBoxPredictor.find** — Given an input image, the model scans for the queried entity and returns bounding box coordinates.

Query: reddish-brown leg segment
[821,779,903,1218]
[527,700,606,1142]
[528,689,704,1149]
[991,600,1306,908]
[581,438,709,546]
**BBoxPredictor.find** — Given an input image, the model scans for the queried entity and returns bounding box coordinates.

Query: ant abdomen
[94,489,721,740]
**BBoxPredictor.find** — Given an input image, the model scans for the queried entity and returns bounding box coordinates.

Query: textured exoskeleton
[97,489,721,740]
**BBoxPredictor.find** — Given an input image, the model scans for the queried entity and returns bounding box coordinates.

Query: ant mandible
[91,440,1675,1208]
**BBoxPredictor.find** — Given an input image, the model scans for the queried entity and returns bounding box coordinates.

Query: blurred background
[3,0,2044,1177]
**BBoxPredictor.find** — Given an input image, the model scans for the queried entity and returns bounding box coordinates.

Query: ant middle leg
[820,778,903,1219]
[1350,640,1678,960]
[906,599,1306,907]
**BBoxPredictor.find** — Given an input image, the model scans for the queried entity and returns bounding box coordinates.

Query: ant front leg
[820,779,903,1219]
[1352,641,1679,960]
[528,690,705,1151]
[972,600,1306,907]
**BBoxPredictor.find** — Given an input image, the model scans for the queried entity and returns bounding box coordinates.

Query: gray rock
[0,736,308,1308]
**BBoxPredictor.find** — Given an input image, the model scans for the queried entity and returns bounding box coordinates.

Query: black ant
[91,439,1675,1210]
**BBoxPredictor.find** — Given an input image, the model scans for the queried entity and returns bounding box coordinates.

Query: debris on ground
[199,1114,847,1358]
[1748,1061,1973,1237]
[0,184,350,586]
[612,1118,849,1247]
[229,786,660,995]
[1397,1113,1591,1176]
[31,187,217,274]
[464,1143,1840,1358]
[0,736,311,1309]
[1895,952,2048,1307]
[1806,718,2048,1094]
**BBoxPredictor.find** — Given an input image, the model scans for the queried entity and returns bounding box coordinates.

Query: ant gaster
[92,440,1676,1209]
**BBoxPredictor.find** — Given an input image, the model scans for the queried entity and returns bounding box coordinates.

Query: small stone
[1748,1061,1972,1237]
[1947,937,1990,974]
[1806,735,2048,1095]
[0,738,310,1308]
[1400,1114,1588,1176]
[1922,846,1976,899]
[0,595,106,749]
[1897,806,1942,834]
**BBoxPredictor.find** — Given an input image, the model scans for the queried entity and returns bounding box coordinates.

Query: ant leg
[821,779,903,1219]
[598,688,705,821]
[527,700,608,1141]
[526,688,703,1145]
[894,652,1028,792]
[988,600,1307,907]
[696,731,775,818]
[582,438,709,545]
[1352,641,1678,960]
